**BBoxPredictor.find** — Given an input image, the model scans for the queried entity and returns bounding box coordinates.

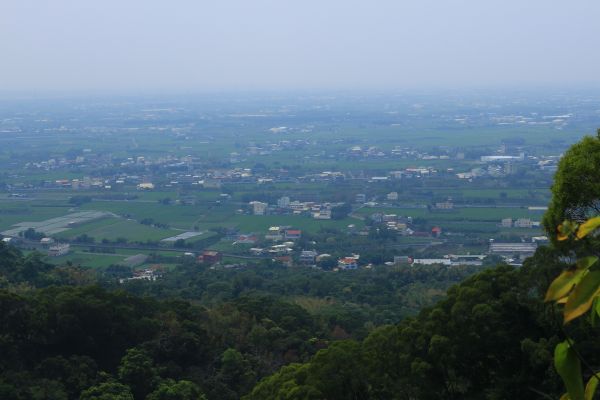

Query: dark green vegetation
[0,244,479,400]
[3,241,597,399]
[544,129,600,255]
[245,249,582,399]
[125,261,481,330]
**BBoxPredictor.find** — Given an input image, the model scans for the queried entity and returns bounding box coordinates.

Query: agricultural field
[50,251,130,268]
[79,201,213,230]
[57,217,179,242]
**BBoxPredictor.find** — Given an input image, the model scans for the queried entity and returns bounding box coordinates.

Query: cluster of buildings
[264,226,302,241]
[24,149,113,172]
[250,244,295,257]
[119,266,163,283]
[406,254,486,267]
[500,218,540,228]
[249,197,341,220]
[345,145,460,162]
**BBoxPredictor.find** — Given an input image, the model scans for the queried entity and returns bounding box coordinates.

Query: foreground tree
[545,216,600,400]
[544,129,600,254]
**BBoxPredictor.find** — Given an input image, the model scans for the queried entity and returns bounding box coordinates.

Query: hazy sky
[2,0,600,93]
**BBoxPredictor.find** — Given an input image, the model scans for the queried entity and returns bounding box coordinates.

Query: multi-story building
[48,243,70,257]
[250,201,268,215]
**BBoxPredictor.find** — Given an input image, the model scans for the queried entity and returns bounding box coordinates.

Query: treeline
[120,261,481,337]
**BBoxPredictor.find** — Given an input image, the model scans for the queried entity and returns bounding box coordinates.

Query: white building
[313,209,332,220]
[265,226,283,241]
[435,201,454,210]
[480,153,525,162]
[412,258,452,266]
[300,250,318,264]
[514,218,533,228]
[250,201,268,215]
[48,243,70,257]
[137,182,155,190]
[277,196,290,208]
[386,192,399,201]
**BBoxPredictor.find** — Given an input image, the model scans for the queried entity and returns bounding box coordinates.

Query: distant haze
[2,0,600,93]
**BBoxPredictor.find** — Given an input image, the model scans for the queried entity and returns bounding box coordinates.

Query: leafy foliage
[246,252,594,399]
[543,132,600,252]
[544,215,600,399]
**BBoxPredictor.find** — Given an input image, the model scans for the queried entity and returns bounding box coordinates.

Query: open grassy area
[76,219,178,242]
[48,251,128,268]
[47,246,192,269]
[80,201,219,230]
[53,217,122,239]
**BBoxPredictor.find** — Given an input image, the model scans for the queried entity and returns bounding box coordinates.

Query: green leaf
[564,270,600,323]
[585,375,599,400]
[578,256,599,271]
[559,220,579,241]
[577,216,600,239]
[554,341,584,400]
[546,268,587,302]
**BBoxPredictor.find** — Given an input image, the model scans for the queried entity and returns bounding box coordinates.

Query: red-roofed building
[236,234,258,244]
[200,250,222,264]
[431,226,442,238]
[284,229,302,240]
[338,257,358,270]
[274,255,293,267]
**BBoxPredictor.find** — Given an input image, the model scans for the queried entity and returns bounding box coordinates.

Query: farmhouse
[201,251,222,264]
[338,255,360,270]
[284,229,302,240]
[265,227,284,241]
[48,243,70,257]
[300,250,318,264]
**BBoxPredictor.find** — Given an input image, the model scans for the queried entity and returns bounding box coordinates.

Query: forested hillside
[3,245,595,400]
[0,244,479,400]
[245,248,584,399]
